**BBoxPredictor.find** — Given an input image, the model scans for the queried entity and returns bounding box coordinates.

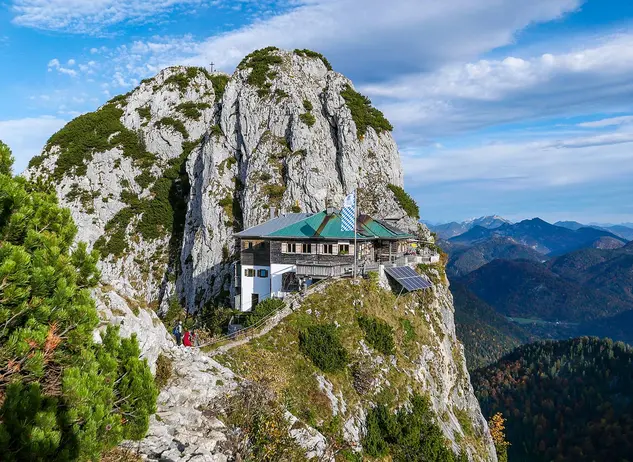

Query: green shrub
[303,99,313,111]
[35,102,156,180]
[156,117,189,139]
[299,324,349,372]
[176,101,212,121]
[210,74,229,100]
[358,315,395,355]
[238,47,283,97]
[291,204,301,213]
[293,49,333,71]
[210,124,223,139]
[245,298,285,327]
[299,112,316,127]
[154,354,173,390]
[136,106,151,123]
[387,184,419,219]
[363,395,462,461]
[135,170,154,189]
[274,88,289,100]
[340,84,393,139]
[0,153,157,460]
[263,184,286,204]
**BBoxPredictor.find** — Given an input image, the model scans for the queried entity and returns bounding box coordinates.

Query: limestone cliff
[24,47,494,461]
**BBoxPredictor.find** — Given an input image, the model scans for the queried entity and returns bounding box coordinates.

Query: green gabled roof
[266,211,413,240]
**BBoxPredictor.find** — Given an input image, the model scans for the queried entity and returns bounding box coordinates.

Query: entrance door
[251,293,259,309]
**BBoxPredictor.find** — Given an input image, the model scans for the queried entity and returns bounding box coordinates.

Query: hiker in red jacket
[183,330,192,347]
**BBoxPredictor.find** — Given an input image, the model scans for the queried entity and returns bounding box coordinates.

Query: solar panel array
[384,266,433,292]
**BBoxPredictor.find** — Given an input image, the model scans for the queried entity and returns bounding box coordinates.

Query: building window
[302,243,312,254]
[257,269,269,278]
[339,244,350,255]
[322,243,334,254]
[284,242,298,253]
[245,268,255,277]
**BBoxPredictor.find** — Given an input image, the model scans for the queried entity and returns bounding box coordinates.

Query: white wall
[240,264,271,312]
[270,263,296,298]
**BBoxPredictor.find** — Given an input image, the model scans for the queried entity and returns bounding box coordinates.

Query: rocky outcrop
[26,48,427,314]
[24,47,493,460]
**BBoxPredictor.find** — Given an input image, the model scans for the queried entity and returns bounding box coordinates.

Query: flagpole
[353,189,357,279]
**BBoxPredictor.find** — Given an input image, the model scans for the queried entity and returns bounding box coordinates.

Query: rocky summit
[25,48,496,461]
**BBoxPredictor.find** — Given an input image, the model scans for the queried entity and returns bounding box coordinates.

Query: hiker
[183,330,192,347]
[173,321,183,345]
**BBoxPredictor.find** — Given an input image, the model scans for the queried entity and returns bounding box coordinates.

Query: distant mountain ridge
[429,215,511,239]
[555,220,633,240]
[450,218,627,256]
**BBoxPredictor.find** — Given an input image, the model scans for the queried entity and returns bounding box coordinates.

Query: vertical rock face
[27,48,426,313]
[23,48,496,460]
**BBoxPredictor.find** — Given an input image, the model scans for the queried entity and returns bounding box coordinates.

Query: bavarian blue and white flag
[341,191,356,232]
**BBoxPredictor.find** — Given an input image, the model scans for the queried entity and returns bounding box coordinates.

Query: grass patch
[210,74,229,100]
[387,183,419,219]
[340,84,393,139]
[299,112,316,127]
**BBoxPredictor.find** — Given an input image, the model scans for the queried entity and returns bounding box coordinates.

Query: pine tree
[0,140,157,461]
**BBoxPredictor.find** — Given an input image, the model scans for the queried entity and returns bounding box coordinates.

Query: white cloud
[47,57,77,76]
[95,0,580,83]
[67,58,76,66]
[578,115,633,128]
[11,0,213,34]
[362,33,633,140]
[0,117,67,174]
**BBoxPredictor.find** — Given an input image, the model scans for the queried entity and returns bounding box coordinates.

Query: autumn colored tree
[0,140,157,461]
[489,412,510,462]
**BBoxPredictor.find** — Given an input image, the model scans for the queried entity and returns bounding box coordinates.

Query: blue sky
[1,0,633,224]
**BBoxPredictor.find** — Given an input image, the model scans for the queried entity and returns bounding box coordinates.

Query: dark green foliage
[452,283,531,370]
[136,106,151,123]
[162,67,202,93]
[363,395,463,461]
[0,161,157,460]
[176,102,211,121]
[263,184,286,204]
[210,124,223,139]
[302,99,313,111]
[135,170,154,189]
[0,140,14,176]
[244,298,285,327]
[357,315,395,355]
[473,337,633,462]
[293,49,333,71]
[238,47,283,97]
[154,354,173,390]
[34,103,155,180]
[299,324,348,372]
[387,184,419,219]
[291,204,301,213]
[340,84,393,138]
[299,112,316,127]
[210,74,229,100]
[273,88,289,100]
[156,117,189,139]
[95,138,198,257]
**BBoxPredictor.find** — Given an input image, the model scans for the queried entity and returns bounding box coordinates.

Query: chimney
[270,207,277,220]
[325,196,335,215]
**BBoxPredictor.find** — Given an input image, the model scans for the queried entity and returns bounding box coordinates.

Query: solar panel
[384,266,432,292]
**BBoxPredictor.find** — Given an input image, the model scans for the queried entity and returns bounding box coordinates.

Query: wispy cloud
[11,0,212,34]
[0,116,67,173]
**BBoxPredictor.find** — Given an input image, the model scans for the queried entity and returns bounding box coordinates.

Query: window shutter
[311,244,317,254]
[350,244,355,256]
[281,242,287,253]
[333,244,338,255]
